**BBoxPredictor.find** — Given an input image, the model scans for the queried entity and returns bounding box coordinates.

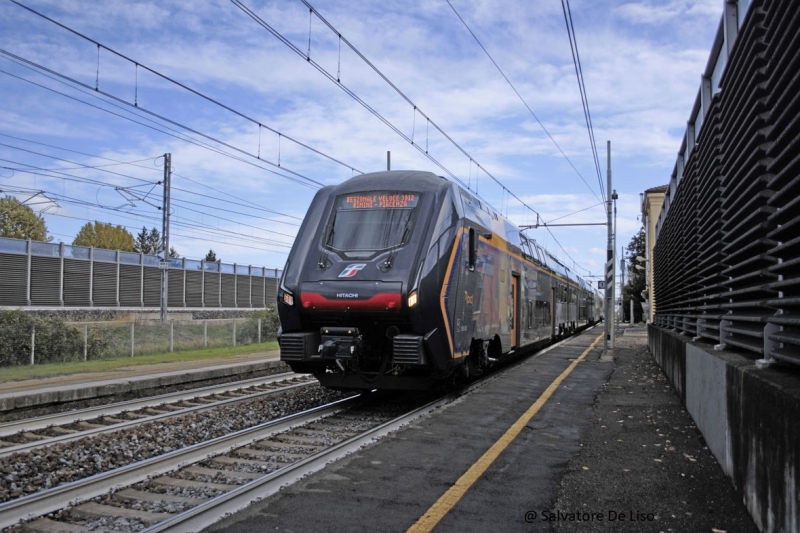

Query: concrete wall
[648,325,799,533]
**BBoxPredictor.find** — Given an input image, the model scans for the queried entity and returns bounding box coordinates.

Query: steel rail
[143,377,512,532]
[0,380,315,459]
[0,395,360,530]
[0,372,304,437]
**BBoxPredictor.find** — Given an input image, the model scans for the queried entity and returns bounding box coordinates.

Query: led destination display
[342,193,419,210]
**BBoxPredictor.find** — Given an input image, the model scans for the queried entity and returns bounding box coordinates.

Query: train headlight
[408,290,418,308]
[281,290,294,306]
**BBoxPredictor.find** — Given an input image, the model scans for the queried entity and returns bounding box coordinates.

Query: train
[277,170,602,390]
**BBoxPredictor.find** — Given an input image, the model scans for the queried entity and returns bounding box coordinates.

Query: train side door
[550,286,556,338]
[511,274,520,348]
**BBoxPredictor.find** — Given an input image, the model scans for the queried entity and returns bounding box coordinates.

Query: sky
[0,0,724,289]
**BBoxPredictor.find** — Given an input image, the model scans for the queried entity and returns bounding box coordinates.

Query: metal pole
[630,299,634,326]
[611,187,617,349]
[620,249,625,324]
[161,153,171,324]
[170,320,174,353]
[30,326,35,365]
[204,320,208,348]
[605,141,613,353]
[84,325,88,361]
[387,151,391,171]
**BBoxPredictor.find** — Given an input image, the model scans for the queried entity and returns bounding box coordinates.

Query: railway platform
[199,327,758,533]
[0,349,283,418]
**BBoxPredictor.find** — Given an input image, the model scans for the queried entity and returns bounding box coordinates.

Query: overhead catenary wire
[0,62,321,190]
[561,0,605,202]
[0,49,324,190]
[444,0,604,207]
[234,0,593,275]
[3,162,301,242]
[1,134,304,225]
[292,0,549,221]
[6,0,363,181]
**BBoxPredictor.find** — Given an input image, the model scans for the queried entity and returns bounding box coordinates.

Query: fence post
[30,325,35,365]
[258,318,262,344]
[84,325,88,361]
[204,320,208,348]
[131,321,135,357]
[170,320,174,353]
[233,320,237,347]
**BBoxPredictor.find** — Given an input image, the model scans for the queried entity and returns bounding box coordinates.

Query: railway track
[0,334,587,532]
[0,374,316,458]
[0,388,460,533]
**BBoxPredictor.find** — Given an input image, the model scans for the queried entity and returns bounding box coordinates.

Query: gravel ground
[0,385,348,502]
[550,332,758,533]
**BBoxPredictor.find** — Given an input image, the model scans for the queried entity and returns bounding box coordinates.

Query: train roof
[332,170,449,195]
[332,170,591,289]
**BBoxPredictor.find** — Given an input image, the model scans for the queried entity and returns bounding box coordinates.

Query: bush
[238,307,280,345]
[0,310,107,367]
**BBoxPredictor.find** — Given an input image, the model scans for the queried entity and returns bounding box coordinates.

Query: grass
[0,341,279,383]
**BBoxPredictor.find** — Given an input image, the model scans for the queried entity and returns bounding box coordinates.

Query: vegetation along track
[0,388,459,533]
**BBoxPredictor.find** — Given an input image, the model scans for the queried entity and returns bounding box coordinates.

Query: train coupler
[319,327,361,359]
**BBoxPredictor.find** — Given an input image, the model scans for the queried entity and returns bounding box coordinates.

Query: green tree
[134,226,179,258]
[622,226,647,323]
[134,226,160,255]
[0,195,51,241]
[73,221,136,251]
[204,249,218,262]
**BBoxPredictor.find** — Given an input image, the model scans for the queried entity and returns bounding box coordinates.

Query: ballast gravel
[0,385,348,502]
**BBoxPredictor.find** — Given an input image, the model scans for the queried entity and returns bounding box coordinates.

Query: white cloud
[0,0,722,273]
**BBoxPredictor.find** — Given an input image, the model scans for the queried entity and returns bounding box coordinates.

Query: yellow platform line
[406,333,603,533]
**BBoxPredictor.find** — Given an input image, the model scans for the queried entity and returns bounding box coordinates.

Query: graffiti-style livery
[277,171,600,390]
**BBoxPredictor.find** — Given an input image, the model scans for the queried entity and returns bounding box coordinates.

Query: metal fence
[0,318,275,366]
[653,0,800,366]
[0,237,280,309]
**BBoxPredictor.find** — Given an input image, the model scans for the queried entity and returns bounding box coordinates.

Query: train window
[460,188,493,230]
[326,192,421,259]
[431,196,459,244]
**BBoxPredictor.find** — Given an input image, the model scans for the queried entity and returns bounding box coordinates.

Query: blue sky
[0,0,722,286]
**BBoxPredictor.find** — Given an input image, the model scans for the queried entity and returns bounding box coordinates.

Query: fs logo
[338,263,367,278]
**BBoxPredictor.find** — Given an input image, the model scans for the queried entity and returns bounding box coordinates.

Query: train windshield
[325,192,421,258]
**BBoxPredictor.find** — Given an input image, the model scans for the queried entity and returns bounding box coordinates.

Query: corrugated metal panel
[92,263,118,307]
[265,278,278,306]
[251,276,265,308]
[0,237,277,310]
[221,274,236,307]
[168,270,185,307]
[30,256,60,306]
[0,253,28,306]
[143,267,161,307]
[236,275,251,308]
[204,272,220,307]
[63,258,91,306]
[119,264,142,307]
[185,271,203,307]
